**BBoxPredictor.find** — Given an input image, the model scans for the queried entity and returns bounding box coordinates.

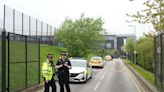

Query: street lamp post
[129,25,137,64]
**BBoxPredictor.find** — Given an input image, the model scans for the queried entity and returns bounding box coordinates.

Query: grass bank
[0,41,66,91]
[123,59,155,86]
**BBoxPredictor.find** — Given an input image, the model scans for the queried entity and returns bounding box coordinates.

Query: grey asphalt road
[37,59,145,92]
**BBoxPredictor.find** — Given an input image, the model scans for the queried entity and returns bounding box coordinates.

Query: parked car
[105,55,113,61]
[69,59,92,83]
[120,55,126,59]
[89,56,104,68]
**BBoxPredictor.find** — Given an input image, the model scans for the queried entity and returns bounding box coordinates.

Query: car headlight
[79,72,85,74]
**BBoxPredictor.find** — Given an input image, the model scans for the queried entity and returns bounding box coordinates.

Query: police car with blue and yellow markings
[69,58,92,83]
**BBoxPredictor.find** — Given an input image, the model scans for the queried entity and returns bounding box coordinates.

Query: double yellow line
[122,60,145,92]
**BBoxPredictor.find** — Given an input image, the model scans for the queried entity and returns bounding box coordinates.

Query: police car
[89,56,104,68]
[69,59,92,83]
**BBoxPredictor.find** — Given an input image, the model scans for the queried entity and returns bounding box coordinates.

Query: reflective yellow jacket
[42,60,53,81]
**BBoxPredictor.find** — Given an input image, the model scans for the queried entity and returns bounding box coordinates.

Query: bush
[136,37,154,72]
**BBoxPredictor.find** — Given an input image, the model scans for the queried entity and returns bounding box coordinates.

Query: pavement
[37,59,146,92]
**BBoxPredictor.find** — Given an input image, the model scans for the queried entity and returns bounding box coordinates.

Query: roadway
[37,59,145,92]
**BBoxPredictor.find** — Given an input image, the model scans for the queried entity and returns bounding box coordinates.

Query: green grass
[40,44,67,63]
[123,59,155,86]
[0,40,66,92]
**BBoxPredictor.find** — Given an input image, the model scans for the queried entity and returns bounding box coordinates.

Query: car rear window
[91,57,102,61]
[70,60,87,67]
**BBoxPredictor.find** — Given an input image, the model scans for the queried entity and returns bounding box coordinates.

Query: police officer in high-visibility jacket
[56,51,72,92]
[42,54,56,92]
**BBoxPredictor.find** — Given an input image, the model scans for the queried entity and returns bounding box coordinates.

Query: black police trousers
[58,74,71,92]
[44,77,56,92]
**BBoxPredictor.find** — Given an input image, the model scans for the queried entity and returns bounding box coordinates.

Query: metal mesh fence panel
[30,18,36,37]
[15,10,23,35]
[8,33,26,91]
[37,20,42,37]
[27,62,39,87]
[4,5,55,46]
[23,14,30,36]
[5,6,13,33]
[7,33,40,91]
[27,36,39,87]
[42,23,47,44]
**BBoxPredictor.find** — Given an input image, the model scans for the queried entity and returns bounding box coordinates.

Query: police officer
[56,51,72,92]
[42,54,56,92]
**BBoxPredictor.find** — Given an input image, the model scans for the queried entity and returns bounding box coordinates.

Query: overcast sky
[0,0,153,38]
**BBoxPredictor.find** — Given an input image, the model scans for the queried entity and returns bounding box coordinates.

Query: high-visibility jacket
[42,60,53,81]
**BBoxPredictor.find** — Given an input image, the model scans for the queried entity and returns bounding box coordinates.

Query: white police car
[69,59,92,83]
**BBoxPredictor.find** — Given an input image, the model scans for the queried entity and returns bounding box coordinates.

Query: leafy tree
[55,14,105,57]
[127,0,164,33]
[125,39,135,61]
[125,39,134,53]
[136,37,154,72]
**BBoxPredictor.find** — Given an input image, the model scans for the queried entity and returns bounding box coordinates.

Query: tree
[127,0,164,34]
[125,39,134,53]
[136,37,154,72]
[55,14,105,57]
[125,39,134,61]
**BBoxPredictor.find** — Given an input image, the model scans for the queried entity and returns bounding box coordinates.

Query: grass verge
[123,59,155,86]
[0,41,66,91]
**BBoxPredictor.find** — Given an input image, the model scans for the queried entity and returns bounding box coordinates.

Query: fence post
[46,24,48,44]
[41,22,43,44]
[36,19,38,38]
[22,13,24,35]
[2,31,6,92]
[13,9,15,40]
[29,16,31,37]
[25,36,28,88]
[154,36,157,85]
[53,28,56,45]
[160,34,163,91]
[38,38,41,84]
[7,32,10,92]
[13,9,15,34]
[3,5,6,30]
[50,26,52,45]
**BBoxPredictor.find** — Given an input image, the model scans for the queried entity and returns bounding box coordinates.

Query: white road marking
[101,74,105,80]
[93,60,114,91]
[93,81,101,91]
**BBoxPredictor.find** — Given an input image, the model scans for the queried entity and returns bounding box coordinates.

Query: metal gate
[1,31,41,92]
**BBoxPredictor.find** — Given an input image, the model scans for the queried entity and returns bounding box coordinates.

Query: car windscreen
[91,57,102,61]
[70,60,87,67]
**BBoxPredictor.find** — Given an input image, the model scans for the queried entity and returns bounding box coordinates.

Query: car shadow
[69,77,93,84]
[92,66,103,69]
